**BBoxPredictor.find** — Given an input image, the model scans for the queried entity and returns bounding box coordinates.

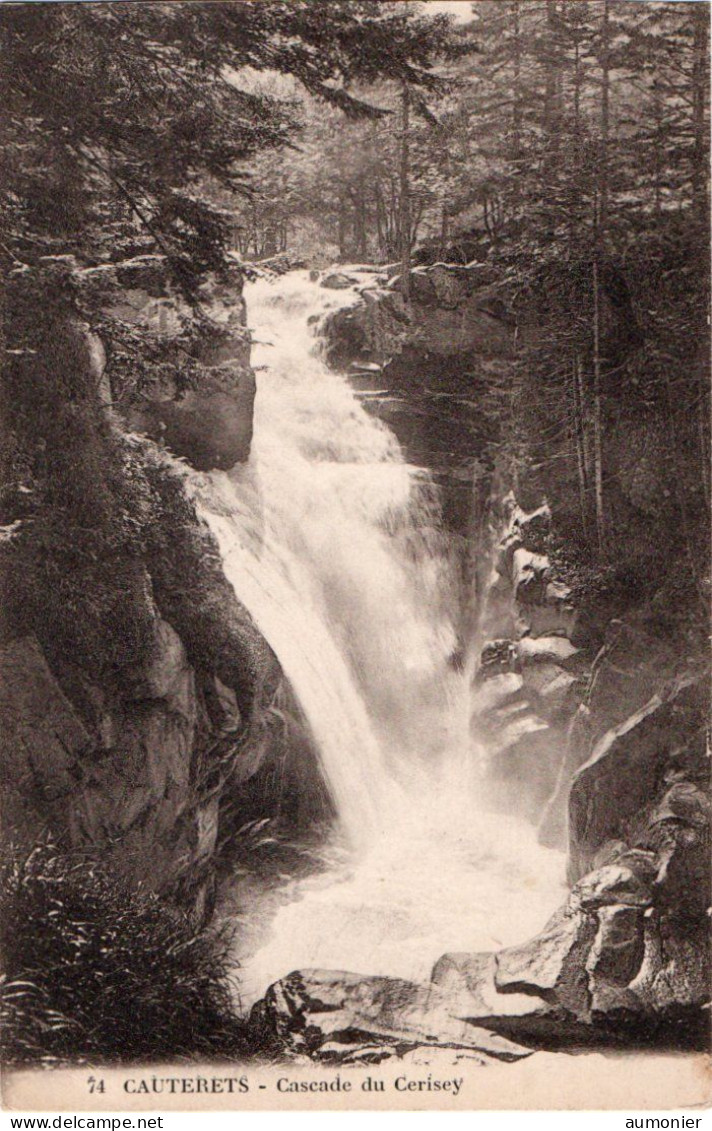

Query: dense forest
[5,1,707,615]
[228,0,711,620]
[0,0,709,1080]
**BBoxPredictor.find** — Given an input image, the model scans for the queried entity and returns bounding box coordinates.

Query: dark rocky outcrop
[0,257,301,918]
[473,498,709,875]
[473,502,584,825]
[0,459,286,916]
[567,678,708,884]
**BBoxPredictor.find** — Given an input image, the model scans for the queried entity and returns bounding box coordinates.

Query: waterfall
[192,269,564,1006]
[197,270,470,844]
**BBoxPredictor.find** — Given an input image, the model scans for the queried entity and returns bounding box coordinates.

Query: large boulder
[247,969,532,1064]
[536,618,695,853]
[86,255,258,472]
[494,903,596,1017]
[127,370,255,471]
[568,678,706,881]
[320,272,358,290]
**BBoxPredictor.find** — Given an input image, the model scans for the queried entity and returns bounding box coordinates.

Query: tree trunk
[544,1,557,138]
[592,256,607,559]
[399,82,412,301]
[699,376,711,513]
[440,138,451,259]
[374,184,386,260]
[589,0,611,560]
[692,4,708,220]
[337,193,348,260]
[511,0,522,180]
[599,0,610,230]
[354,180,368,259]
[652,82,663,218]
[568,34,582,251]
[572,353,592,543]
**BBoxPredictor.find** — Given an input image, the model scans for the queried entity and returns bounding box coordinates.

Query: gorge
[194,270,567,1013]
[0,0,709,1091]
[1,250,708,1071]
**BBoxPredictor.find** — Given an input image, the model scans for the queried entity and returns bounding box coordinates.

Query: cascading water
[192,269,564,1009]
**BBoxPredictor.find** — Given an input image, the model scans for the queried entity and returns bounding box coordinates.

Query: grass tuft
[0,842,247,1067]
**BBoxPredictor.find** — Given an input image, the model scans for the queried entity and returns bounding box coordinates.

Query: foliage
[0,1,469,291]
[0,842,245,1066]
[261,1,709,619]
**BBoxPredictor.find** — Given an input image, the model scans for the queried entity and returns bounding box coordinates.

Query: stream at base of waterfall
[191,270,565,1014]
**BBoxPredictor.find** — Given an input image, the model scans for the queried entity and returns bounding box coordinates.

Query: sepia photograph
[0,0,709,1113]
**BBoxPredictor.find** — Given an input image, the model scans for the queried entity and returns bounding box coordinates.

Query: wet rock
[471,672,525,716]
[521,602,578,641]
[430,951,585,1046]
[321,272,357,290]
[517,635,579,667]
[494,904,597,1017]
[247,970,533,1063]
[431,952,496,1013]
[613,848,659,883]
[322,267,513,366]
[433,870,708,1045]
[643,788,711,917]
[586,905,645,986]
[521,662,578,718]
[628,913,711,1016]
[571,864,653,911]
[649,779,711,829]
[512,549,550,606]
[478,639,518,680]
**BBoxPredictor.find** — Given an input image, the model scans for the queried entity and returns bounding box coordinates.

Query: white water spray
[193,270,564,1007]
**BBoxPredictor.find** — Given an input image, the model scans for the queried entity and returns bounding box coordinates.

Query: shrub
[0,843,246,1067]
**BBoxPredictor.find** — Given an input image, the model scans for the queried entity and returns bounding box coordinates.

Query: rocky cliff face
[0,257,302,919]
[461,503,709,1049]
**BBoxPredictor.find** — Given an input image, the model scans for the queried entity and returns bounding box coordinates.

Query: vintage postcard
[0,0,710,1114]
